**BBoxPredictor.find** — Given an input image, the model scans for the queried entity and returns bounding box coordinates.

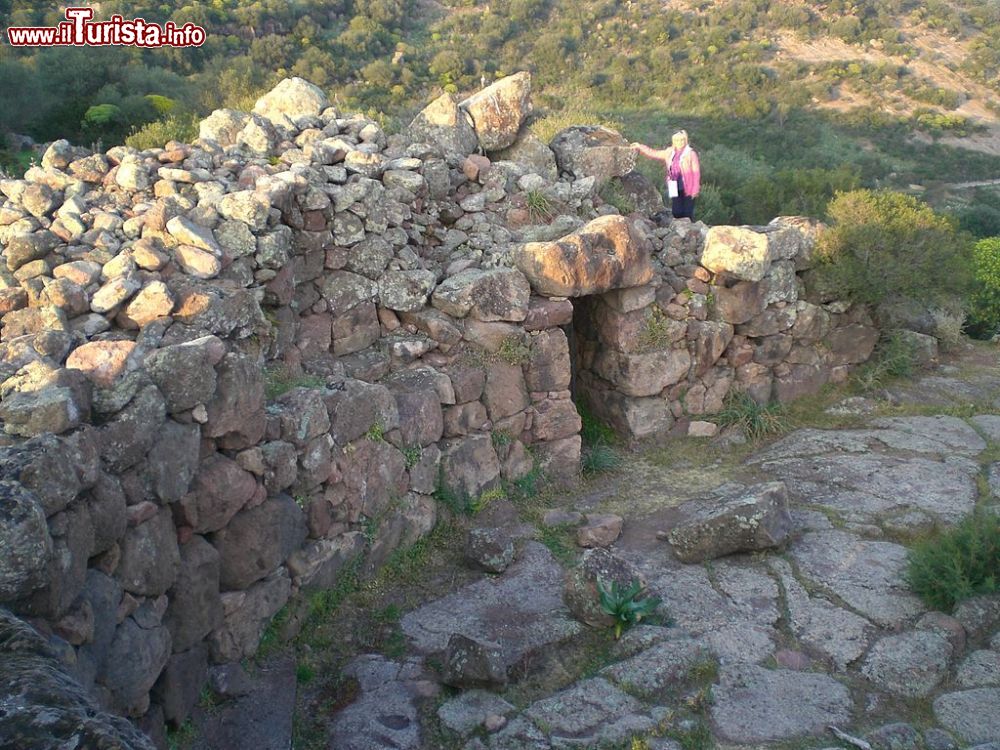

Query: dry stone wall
[0,72,876,744]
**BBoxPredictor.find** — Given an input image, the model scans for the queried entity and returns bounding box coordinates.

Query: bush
[907,511,1000,612]
[813,190,973,311]
[965,237,1000,339]
[125,112,199,151]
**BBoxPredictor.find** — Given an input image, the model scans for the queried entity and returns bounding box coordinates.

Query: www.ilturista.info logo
[6,7,206,47]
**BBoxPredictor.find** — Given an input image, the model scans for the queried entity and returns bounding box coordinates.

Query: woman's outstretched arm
[631,142,671,162]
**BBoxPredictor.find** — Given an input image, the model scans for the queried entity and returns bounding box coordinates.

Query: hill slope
[2,0,999,229]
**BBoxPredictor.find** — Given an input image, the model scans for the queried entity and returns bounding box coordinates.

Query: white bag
[667,179,679,198]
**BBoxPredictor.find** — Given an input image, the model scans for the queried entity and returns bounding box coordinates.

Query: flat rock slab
[972,414,1000,442]
[861,629,954,697]
[774,453,977,526]
[710,664,852,743]
[789,531,924,628]
[327,655,429,750]
[887,375,1000,409]
[957,650,1000,688]
[750,419,986,464]
[934,688,1000,744]
[400,542,582,671]
[512,677,658,748]
[191,657,295,750]
[771,558,873,671]
[437,690,515,737]
[619,557,780,665]
[599,634,708,700]
[869,416,987,454]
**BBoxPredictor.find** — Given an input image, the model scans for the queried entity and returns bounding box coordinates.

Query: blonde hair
[672,129,689,145]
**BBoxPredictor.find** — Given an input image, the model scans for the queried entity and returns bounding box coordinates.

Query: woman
[632,130,701,220]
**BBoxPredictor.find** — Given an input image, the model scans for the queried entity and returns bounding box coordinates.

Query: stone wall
[0,73,877,744]
[564,219,879,442]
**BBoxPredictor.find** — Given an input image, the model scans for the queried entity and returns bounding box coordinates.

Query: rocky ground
[182,342,1000,750]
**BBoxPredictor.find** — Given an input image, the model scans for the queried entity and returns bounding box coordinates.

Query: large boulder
[199,109,249,147]
[490,132,558,180]
[667,482,793,562]
[439,435,502,501]
[459,72,532,151]
[563,548,648,628]
[549,125,636,183]
[0,608,157,749]
[514,215,654,297]
[606,171,664,215]
[700,225,774,282]
[592,348,691,397]
[253,77,329,126]
[208,569,291,663]
[99,606,172,716]
[407,93,478,163]
[116,508,181,597]
[378,270,438,313]
[164,536,224,653]
[443,633,507,689]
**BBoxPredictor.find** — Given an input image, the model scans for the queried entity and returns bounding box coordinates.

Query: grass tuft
[851,330,916,392]
[525,189,554,222]
[583,443,623,475]
[715,391,787,441]
[264,364,326,401]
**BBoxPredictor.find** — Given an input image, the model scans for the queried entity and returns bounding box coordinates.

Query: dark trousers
[666,174,696,220]
[672,194,696,221]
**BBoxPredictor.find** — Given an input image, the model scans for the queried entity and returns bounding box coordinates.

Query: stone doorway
[564,287,682,446]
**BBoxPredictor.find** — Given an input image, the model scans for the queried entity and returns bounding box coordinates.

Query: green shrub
[694,182,728,225]
[263,365,326,400]
[965,237,1000,339]
[125,112,198,151]
[715,391,785,441]
[813,189,973,310]
[906,511,1000,612]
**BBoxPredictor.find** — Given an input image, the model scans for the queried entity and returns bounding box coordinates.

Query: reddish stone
[66,340,137,387]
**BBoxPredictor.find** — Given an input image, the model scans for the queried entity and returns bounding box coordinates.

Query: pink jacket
[665,146,701,197]
[635,143,701,197]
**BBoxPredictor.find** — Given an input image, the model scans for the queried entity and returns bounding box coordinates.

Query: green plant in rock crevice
[364,421,385,442]
[851,330,916,393]
[597,578,663,639]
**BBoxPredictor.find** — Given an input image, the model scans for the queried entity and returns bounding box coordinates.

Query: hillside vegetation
[2,0,1000,230]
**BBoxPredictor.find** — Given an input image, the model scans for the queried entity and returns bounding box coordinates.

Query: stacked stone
[528,216,880,442]
[0,73,603,737]
[0,70,878,744]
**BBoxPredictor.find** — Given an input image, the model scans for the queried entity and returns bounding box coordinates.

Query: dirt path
[939,177,1000,190]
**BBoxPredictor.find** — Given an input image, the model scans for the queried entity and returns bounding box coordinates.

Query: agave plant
[597,578,662,639]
